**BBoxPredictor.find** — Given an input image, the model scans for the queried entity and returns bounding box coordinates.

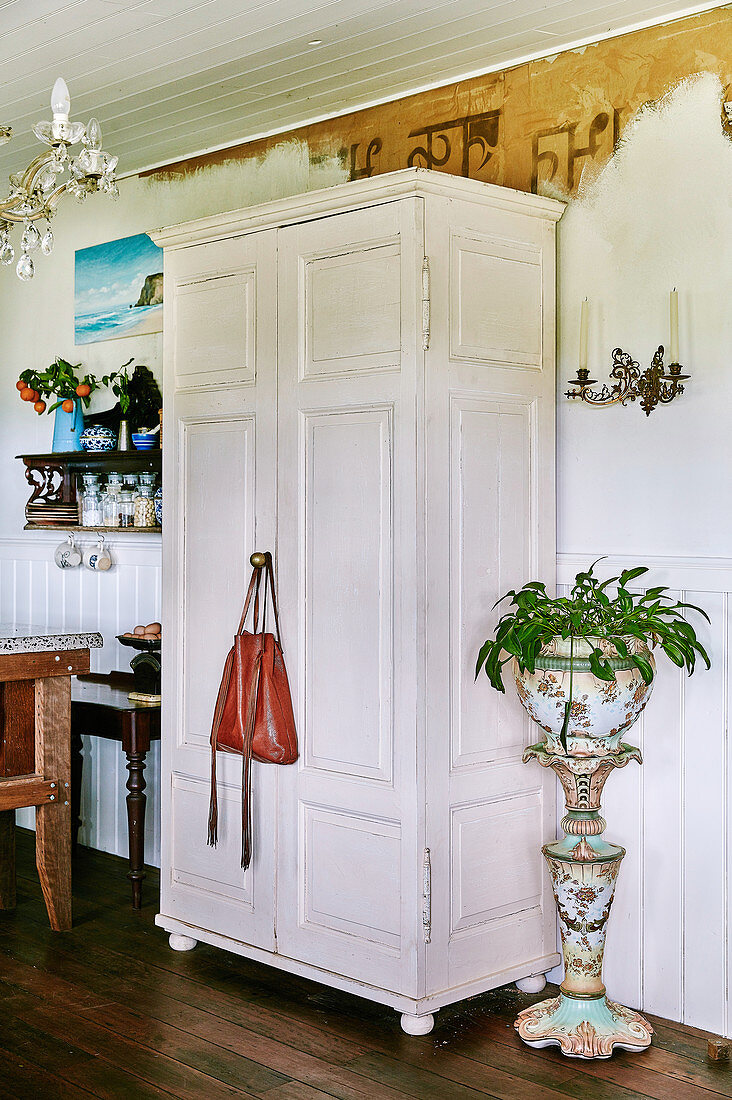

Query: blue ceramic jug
[51,398,83,452]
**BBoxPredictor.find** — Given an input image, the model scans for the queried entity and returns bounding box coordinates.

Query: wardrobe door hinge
[422,847,432,943]
[421,257,430,351]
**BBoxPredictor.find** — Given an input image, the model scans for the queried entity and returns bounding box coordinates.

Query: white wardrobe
[154,169,563,1034]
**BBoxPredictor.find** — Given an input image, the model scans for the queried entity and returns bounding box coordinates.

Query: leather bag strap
[207,645,236,846]
[237,564,262,635]
[264,551,283,648]
[237,551,282,646]
[239,649,262,869]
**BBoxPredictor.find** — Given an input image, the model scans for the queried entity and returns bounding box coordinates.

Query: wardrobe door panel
[172,237,259,389]
[303,243,402,377]
[180,416,255,755]
[160,230,278,951]
[450,232,543,368]
[275,199,423,996]
[423,195,559,995]
[303,407,393,782]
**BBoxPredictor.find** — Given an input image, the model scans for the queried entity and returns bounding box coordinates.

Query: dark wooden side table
[71,672,160,909]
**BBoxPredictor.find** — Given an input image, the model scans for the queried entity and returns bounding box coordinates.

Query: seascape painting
[75,233,163,345]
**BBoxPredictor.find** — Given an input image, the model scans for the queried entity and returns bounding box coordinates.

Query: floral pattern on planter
[513,635,655,756]
[545,853,622,993]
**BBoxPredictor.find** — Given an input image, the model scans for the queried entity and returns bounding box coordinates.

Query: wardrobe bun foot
[400,1012,435,1035]
[169,933,198,952]
[516,974,547,994]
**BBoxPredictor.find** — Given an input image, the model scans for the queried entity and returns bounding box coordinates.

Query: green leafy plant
[17,357,97,415]
[475,560,711,692]
[100,357,135,415]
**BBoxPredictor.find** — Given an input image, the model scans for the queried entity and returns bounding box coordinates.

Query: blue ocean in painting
[75,303,162,341]
[75,232,163,345]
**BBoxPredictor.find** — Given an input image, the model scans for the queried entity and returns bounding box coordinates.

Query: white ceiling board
[0,0,724,179]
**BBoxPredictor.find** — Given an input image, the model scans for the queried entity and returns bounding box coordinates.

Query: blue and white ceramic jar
[80,425,117,452]
[154,485,163,526]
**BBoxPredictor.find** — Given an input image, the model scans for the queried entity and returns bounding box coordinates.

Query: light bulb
[86,117,102,151]
[51,78,71,120]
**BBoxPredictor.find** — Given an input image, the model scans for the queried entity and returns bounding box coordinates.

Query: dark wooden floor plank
[0,1001,174,1099]
[0,929,413,1100]
[263,1085,342,1100]
[72,998,413,1100]
[0,909,572,1100]
[4,827,731,1100]
[6,872,683,1100]
[3,986,259,1100]
[0,1036,97,1100]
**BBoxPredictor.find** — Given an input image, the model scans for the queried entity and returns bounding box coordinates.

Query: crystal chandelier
[0,78,119,281]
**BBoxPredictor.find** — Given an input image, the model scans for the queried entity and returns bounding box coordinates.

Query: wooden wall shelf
[23,525,162,533]
[17,450,162,532]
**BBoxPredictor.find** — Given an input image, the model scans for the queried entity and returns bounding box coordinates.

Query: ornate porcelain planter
[511,630,657,1058]
[515,744,653,1059]
[513,635,655,756]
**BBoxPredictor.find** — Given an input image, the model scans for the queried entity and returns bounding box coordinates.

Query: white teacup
[84,536,112,572]
[54,534,82,570]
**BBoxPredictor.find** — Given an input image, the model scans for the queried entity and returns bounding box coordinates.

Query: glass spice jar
[118,489,135,528]
[81,487,104,528]
[102,476,122,527]
[134,484,156,528]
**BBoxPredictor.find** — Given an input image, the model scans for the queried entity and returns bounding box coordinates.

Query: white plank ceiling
[0,0,723,178]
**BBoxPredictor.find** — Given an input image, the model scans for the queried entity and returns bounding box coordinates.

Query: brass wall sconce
[566,292,689,416]
[566,346,690,416]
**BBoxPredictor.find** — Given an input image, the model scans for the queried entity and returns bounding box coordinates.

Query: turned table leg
[0,810,16,910]
[34,676,72,931]
[125,748,148,910]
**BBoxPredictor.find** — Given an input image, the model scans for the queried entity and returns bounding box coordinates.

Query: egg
[133,625,146,636]
[146,622,162,634]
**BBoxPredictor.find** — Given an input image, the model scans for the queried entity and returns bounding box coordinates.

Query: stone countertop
[0,624,103,655]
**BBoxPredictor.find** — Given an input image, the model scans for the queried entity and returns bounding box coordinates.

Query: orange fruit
[34,400,46,413]
[61,398,74,413]
[15,379,25,391]
[75,383,91,397]
[30,390,39,402]
[20,387,34,401]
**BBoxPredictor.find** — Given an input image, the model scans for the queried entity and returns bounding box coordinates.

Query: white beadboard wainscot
[552,553,732,1037]
[0,534,162,865]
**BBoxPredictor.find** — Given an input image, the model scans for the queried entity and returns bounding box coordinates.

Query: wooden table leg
[34,676,72,931]
[70,727,83,853]
[125,748,147,910]
[0,810,16,910]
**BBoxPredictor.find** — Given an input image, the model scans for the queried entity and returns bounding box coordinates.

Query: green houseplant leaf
[475,561,710,694]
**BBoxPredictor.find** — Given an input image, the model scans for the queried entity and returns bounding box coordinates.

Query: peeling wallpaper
[146,7,732,201]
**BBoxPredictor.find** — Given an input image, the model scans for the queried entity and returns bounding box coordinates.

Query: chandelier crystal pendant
[0,78,119,281]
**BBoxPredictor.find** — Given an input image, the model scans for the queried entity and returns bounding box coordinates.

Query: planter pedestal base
[516,992,652,1059]
[515,743,652,1059]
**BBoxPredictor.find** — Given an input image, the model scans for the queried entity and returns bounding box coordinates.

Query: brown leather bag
[207,552,297,868]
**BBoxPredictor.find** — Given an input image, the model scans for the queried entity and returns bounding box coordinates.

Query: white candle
[669,289,679,364]
[579,299,589,371]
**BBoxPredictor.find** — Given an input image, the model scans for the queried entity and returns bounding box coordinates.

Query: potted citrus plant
[476,560,711,1060]
[16,357,97,451]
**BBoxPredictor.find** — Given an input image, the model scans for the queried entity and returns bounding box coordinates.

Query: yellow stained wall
[148,6,732,197]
